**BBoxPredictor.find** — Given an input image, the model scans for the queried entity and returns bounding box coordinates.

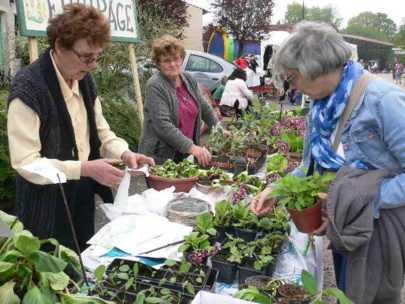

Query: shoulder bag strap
[332,73,376,152]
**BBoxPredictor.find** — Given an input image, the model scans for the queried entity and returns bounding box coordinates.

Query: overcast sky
[186,0,405,28]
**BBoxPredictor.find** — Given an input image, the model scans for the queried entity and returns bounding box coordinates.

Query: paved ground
[94,72,405,303]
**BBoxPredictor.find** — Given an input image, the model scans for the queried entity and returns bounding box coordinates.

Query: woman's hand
[251,187,279,216]
[121,150,155,169]
[188,145,212,167]
[312,192,328,236]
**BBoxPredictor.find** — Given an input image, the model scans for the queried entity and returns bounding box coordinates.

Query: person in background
[251,21,405,303]
[7,3,154,252]
[213,76,231,116]
[219,68,254,119]
[393,58,404,85]
[138,35,220,166]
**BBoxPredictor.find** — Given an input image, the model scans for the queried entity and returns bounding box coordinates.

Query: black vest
[8,48,109,241]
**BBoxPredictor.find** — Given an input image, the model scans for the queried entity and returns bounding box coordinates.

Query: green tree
[210,0,275,58]
[346,12,397,41]
[284,4,343,29]
[342,24,386,41]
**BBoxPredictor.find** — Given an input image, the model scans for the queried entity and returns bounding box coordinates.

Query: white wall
[182,4,204,52]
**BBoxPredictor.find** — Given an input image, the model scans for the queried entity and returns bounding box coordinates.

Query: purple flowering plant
[269,116,306,153]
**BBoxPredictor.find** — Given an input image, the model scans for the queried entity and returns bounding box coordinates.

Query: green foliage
[0,90,16,203]
[99,92,141,152]
[178,232,211,252]
[284,3,343,29]
[195,213,217,236]
[151,159,199,178]
[234,286,272,304]
[212,200,234,226]
[266,153,288,175]
[0,211,112,303]
[346,12,397,40]
[206,123,231,155]
[232,200,259,230]
[269,169,335,210]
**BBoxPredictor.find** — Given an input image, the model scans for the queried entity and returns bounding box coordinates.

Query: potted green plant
[232,200,259,242]
[148,159,200,192]
[236,270,354,304]
[178,232,217,264]
[211,236,244,284]
[206,123,231,155]
[194,213,218,245]
[268,170,335,233]
[0,211,112,303]
[212,200,235,242]
[196,167,232,195]
[257,205,291,237]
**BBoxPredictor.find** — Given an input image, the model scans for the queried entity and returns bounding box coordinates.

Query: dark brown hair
[151,35,186,65]
[47,3,110,50]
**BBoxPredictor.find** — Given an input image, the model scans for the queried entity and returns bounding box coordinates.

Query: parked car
[134,50,236,93]
[182,50,236,92]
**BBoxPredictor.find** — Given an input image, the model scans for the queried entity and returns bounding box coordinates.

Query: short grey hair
[271,21,352,81]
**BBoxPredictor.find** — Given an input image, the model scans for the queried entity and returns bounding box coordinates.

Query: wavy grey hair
[271,21,352,82]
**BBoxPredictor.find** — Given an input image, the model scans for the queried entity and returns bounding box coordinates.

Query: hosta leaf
[22,286,54,304]
[16,235,40,257]
[47,271,70,291]
[27,251,67,273]
[0,281,21,304]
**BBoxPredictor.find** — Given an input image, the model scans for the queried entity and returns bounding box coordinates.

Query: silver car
[182,50,236,92]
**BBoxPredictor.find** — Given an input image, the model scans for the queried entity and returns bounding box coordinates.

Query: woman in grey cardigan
[138,35,221,165]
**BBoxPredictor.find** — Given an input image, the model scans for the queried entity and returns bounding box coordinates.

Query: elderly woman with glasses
[139,35,222,166]
[251,21,405,303]
[7,3,154,251]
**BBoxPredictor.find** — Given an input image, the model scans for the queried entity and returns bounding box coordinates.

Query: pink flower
[275,140,290,153]
[270,124,282,136]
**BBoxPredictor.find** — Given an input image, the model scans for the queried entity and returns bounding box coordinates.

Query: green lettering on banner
[116,3,125,31]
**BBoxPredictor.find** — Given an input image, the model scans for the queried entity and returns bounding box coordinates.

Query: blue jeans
[332,251,347,291]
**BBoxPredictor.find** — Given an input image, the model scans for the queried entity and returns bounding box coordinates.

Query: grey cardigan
[138,71,219,164]
[326,166,404,304]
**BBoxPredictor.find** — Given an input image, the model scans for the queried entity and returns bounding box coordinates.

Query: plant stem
[303,234,314,256]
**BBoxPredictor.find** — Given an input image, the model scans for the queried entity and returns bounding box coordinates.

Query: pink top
[177,82,198,142]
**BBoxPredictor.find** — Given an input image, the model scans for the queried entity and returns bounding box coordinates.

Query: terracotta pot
[286,200,322,234]
[147,167,199,193]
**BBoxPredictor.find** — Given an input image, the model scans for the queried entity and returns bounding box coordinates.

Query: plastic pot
[234,227,257,242]
[286,200,323,233]
[211,252,237,284]
[215,225,234,243]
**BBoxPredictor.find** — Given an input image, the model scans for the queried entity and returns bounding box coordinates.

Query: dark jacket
[327,166,404,304]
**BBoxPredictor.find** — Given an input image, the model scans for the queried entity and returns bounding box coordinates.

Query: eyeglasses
[160,56,182,65]
[71,48,104,65]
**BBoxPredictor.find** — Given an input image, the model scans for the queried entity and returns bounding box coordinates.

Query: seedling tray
[106,259,216,295]
[198,153,266,176]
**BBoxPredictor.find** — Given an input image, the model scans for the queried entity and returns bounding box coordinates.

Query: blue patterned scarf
[310,61,366,170]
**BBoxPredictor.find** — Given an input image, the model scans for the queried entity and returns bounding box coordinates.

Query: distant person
[371,61,378,74]
[138,35,220,166]
[213,76,228,105]
[219,68,253,119]
[359,59,365,68]
[394,58,404,85]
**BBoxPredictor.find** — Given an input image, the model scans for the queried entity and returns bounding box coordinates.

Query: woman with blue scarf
[251,21,405,303]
